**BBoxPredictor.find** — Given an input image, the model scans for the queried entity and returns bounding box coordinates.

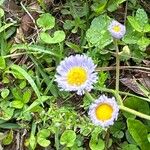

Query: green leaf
[1,88,9,99]
[11,88,22,99]
[11,100,24,109]
[137,37,150,50]
[123,97,149,118]
[0,123,21,129]
[89,126,104,150]
[89,138,105,150]
[23,89,32,103]
[37,129,51,147]
[136,9,148,27]
[86,14,112,49]
[63,20,75,30]
[143,24,150,32]
[29,133,37,150]
[10,44,61,57]
[0,22,15,33]
[113,131,124,139]
[65,41,81,52]
[19,80,26,89]
[127,119,150,150]
[0,56,6,69]
[107,0,126,12]
[127,16,142,32]
[2,130,13,145]
[91,0,108,14]
[0,8,4,18]
[0,132,5,140]
[0,101,14,120]
[123,23,142,44]
[37,13,55,30]
[122,144,139,150]
[24,96,50,112]
[11,64,41,99]
[40,31,66,44]
[60,130,76,147]
[125,130,136,144]
[147,134,150,142]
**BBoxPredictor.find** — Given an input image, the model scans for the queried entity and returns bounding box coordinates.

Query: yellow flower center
[113,25,121,32]
[95,103,113,121]
[67,67,87,86]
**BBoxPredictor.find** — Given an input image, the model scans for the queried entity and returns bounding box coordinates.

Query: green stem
[96,87,150,103]
[119,91,150,102]
[119,105,150,120]
[95,87,123,105]
[114,39,120,93]
[114,92,123,105]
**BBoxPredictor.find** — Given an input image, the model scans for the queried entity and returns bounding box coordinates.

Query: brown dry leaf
[140,0,150,13]
[120,77,150,96]
[14,27,25,44]
[21,12,39,37]
[3,0,23,18]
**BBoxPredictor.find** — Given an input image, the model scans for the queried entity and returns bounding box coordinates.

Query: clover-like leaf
[86,14,112,49]
[11,100,24,109]
[136,9,148,27]
[40,31,65,44]
[60,130,76,147]
[89,138,105,150]
[0,101,14,120]
[1,89,10,99]
[37,13,55,31]
[127,9,150,33]
[37,129,51,147]
[23,89,32,103]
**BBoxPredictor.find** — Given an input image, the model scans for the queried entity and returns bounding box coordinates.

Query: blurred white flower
[108,20,126,39]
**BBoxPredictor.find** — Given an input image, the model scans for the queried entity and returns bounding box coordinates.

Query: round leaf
[60,130,76,147]
[37,129,51,147]
[40,31,65,44]
[89,138,105,150]
[11,100,24,109]
[1,89,10,99]
[37,13,55,30]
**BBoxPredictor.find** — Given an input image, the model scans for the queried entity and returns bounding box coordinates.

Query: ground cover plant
[0,0,150,150]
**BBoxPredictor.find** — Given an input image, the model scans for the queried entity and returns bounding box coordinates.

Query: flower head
[88,95,119,128]
[55,55,98,95]
[108,20,126,39]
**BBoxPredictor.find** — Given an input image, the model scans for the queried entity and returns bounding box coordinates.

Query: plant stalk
[119,105,150,120]
[114,39,120,93]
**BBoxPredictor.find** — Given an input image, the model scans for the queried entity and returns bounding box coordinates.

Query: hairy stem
[114,39,120,93]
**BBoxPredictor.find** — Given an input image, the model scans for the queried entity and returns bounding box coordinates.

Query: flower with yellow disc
[88,95,119,128]
[108,20,126,39]
[55,55,98,95]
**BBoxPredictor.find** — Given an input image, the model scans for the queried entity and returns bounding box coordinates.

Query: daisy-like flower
[108,20,126,39]
[88,95,119,128]
[55,55,98,95]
